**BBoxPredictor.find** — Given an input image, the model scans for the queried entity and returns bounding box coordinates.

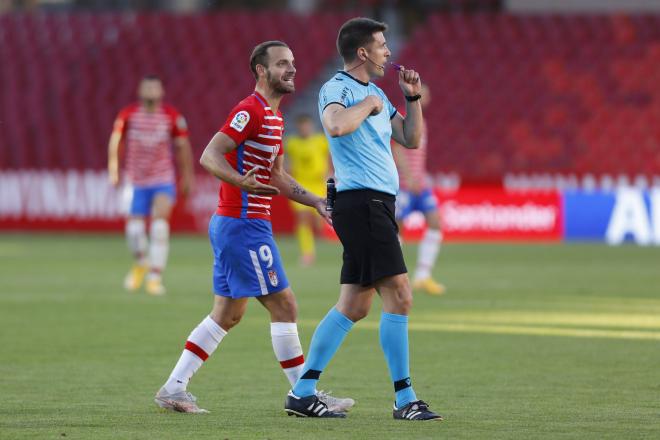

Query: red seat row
[382,13,660,182]
[0,12,349,170]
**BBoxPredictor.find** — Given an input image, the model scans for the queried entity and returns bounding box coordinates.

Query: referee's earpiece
[361,48,386,70]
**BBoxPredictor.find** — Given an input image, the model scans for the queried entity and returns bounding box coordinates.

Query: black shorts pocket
[367,199,399,243]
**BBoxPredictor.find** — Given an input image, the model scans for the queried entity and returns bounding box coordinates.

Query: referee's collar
[337,70,369,87]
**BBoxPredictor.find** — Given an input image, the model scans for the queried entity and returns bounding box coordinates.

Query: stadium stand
[2,11,659,186]
[0,12,349,170]
[384,13,660,185]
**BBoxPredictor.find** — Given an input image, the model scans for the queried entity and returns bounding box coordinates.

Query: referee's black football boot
[284,391,346,418]
[393,400,443,421]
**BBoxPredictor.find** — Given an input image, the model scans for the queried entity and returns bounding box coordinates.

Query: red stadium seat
[1,12,657,183]
[382,13,660,183]
[0,12,349,170]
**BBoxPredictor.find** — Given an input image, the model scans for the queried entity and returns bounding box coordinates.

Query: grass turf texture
[1,234,659,439]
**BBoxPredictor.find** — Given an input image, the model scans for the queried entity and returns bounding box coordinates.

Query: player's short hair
[337,17,388,63]
[250,40,289,79]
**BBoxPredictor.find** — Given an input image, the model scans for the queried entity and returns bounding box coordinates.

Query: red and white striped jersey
[113,103,188,186]
[216,91,284,221]
[397,121,430,190]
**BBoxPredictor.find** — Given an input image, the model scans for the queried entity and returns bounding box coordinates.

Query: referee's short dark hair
[337,17,388,63]
[250,40,289,79]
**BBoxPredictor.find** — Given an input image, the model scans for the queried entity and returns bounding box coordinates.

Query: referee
[284,17,442,421]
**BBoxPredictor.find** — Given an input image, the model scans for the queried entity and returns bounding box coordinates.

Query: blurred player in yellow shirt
[285,114,330,266]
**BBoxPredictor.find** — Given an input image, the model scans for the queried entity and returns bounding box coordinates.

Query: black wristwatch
[405,94,422,102]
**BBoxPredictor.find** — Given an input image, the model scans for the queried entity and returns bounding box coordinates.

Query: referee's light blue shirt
[318,71,399,195]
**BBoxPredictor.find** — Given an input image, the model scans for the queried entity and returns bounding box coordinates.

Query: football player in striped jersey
[154,41,351,417]
[108,75,195,296]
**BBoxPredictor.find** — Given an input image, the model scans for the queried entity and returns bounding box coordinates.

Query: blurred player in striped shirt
[393,84,445,295]
[153,41,352,415]
[108,75,195,296]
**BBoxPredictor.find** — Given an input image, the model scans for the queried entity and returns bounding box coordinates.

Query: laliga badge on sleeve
[230,110,250,132]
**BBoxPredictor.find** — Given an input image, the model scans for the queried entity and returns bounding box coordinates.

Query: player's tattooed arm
[272,156,320,205]
[272,159,330,223]
[290,182,307,196]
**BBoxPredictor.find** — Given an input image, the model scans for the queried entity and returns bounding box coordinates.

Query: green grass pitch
[1,233,660,439]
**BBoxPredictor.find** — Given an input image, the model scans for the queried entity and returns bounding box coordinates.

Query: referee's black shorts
[331,189,407,286]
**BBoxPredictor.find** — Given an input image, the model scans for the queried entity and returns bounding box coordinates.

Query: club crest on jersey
[230,111,250,132]
[268,270,279,287]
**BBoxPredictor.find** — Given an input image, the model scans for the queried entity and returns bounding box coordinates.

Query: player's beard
[142,97,160,109]
[267,70,294,94]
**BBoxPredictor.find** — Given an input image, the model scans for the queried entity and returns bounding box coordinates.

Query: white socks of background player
[126,218,148,265]
[148,219,169,279]
[164,316,227,394]
[415,228,442,281]
[270,322,305,386]
[126,218,169,276]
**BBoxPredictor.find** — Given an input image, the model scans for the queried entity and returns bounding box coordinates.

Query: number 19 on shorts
[249,244,280,293]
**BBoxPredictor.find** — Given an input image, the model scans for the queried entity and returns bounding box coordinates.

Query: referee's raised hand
[397,66,421,97]
[238,167,280,195]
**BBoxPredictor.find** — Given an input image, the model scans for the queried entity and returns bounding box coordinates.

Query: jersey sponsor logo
[268,269,279,287]
[230,111,250,132]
